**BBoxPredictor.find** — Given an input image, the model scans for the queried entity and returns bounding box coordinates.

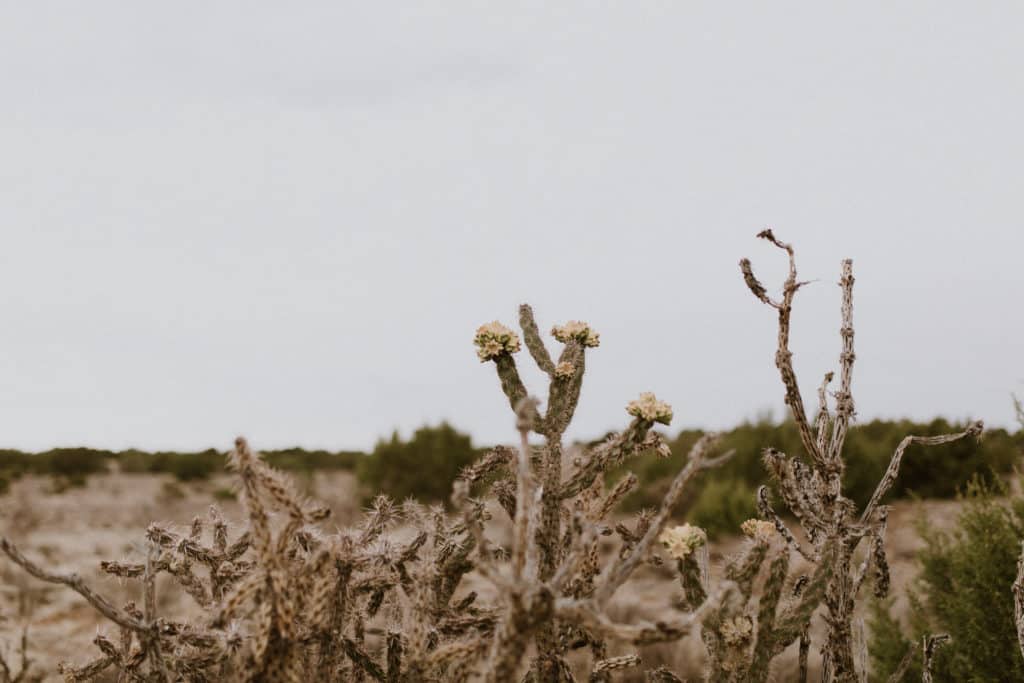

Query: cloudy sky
[2,3,1022,451]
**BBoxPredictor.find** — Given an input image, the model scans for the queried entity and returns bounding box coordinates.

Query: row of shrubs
[356,418,1021,532]
[605,416,1023,537]
[0,446,363,488]
[2,418,1019,523]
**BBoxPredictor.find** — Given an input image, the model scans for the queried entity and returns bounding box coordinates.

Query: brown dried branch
[859,420,983,524]
[827,260,856,460]
[1014,541,1024,664]
[0,538,144,633]
[921,634,950,683]
[740,230,824,468]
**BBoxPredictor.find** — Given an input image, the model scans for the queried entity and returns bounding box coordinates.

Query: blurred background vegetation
[610,416,1023,538]
[1,417,1019,533]
[868,476,1024,682]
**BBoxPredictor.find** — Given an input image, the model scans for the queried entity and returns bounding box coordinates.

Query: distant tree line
[612,416,1023,537]
[0,418,1018,520]
[0,445,363,490]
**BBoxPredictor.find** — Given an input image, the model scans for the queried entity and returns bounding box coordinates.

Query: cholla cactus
[0,302,741,682]
[659,516,832,682]
[471,304,733,681]
[1,438,500,682]
[739,230,983,682]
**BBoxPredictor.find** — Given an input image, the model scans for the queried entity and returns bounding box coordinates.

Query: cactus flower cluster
[626,392,674,425]
[740,519,776,542]
[551,320,600,347]
[659,523,706,560]
[720,615,754,645]
[553,361,575,379]
[473,321,521,361]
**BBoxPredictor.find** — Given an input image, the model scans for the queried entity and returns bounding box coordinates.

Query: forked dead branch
[739,230,983,683]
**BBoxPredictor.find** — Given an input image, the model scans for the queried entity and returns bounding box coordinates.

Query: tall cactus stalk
[739,230,982,682]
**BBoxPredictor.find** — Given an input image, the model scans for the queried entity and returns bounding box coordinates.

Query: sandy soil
[0,471,964,681]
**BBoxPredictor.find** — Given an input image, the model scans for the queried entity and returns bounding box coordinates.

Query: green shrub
[37,448,111,480]
[868,597,917,682]
[687,477,757,540]
[615,418,1020,520]
[357,423,479,505]
[116,449,151,474]
[118,447,359,478]
[152,450,222,481]
[263,448,360,471]
[869,477,1024,681]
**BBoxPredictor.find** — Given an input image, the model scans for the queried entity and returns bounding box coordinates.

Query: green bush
[152,450,222,481]
[0,446,362,481]
[263,448,361,471]
[869,477,1024,681]
[615,418,1020,521]
[868,597,917,682]
[688,477,757,540]
[357,423,479,505]
[36,448,112,479]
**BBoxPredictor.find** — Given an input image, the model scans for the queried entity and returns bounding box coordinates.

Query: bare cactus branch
[860,421,983,525]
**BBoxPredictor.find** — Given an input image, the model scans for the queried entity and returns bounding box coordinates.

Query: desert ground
[0,469,964,681]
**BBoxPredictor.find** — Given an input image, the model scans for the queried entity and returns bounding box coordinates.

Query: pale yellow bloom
[551,320,600,348]
[554,361,575,379]
[473,321,521,362]
[658,523,706,560]
[740,519,776,542]
[720,615,754,645]
[626,392,674,425]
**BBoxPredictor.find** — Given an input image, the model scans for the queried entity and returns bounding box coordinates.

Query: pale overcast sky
[2,3,1022,451]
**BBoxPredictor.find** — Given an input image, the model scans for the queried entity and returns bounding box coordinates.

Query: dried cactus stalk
[739,231,983,682]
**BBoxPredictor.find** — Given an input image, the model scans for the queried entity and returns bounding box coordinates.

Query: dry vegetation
[0,234,1001,681]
